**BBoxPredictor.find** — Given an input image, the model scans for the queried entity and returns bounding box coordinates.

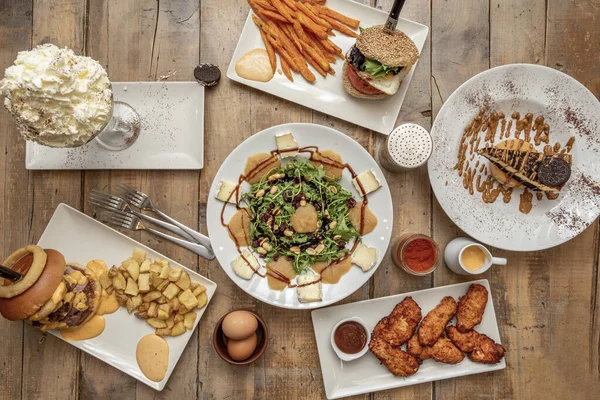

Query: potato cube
[168,268,182,282]
[175,271,191,290]
[178,289,198,310]
[142,291,162,303]
[155,328,172,336]
[196,292,208,309]
[105,286,115,295]
[149,263,163,274]
[184,312,197,330]
[170,297,180,312]
[178,305,190,315]
[148,302,158,318]
[131,295,143,309]
[170,322,186,336]
[162,283,180,300]
[124,277,139,296]
[123,259,140,281]
[151,275,165,288]
[192,284,207,297]
[135,311,148,320]
[138,273,150,292]
[113,274,126,291]
[147,318,166,329]
[159,265,171,279]
[156,259,169,267]
[158,303,172,314]
[156,279,169,292]
[140,259,151,273]
[99,271,112,289]
[157,308,170,320]
[132,248,146,263]
[156,295,168,304]
[125,298,136,313]
[174,314,184,324]
[166,316,175,329]
[138,302,149,312]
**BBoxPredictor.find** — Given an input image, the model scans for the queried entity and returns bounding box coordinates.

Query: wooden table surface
[0,0,599,399]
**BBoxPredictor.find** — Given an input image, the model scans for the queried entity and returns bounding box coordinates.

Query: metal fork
[116,183,213,252]
[106,212,215,260]
[89,189,199,244]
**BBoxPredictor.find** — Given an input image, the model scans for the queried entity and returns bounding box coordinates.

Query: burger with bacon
[343,25,419,99]
[0,245,100,331]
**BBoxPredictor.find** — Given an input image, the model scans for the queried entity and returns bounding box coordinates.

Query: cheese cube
[215,180,238,203]
[297,274,322,303]
[352,170,382,196]
[276,132,299,158]
[352,244,377,271]
[231,250,259,280]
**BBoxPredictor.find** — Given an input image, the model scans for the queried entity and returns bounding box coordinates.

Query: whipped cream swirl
[0,43,112,147]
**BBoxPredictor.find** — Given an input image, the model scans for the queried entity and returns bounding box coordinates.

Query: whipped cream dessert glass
[0,43,140,151]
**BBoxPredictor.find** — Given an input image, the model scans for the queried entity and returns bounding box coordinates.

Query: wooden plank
[197,1,262,399]
[18,1,86,399]
[0,2,33,400]
[370,0,432,398]
[81,1,202,399]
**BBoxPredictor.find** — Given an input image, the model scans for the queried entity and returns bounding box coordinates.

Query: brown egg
[227,332,258,361]
[222,311,258,340]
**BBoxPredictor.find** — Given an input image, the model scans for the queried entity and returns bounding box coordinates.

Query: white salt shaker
[379,123,433,173]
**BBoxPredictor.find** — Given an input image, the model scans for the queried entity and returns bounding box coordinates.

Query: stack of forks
[89,183,215,260]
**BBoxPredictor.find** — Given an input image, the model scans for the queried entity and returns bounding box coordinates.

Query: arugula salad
[241,159,360,274]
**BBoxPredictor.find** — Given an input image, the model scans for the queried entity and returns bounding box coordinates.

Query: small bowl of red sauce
[330,317,370,361]
[392,233,441,276]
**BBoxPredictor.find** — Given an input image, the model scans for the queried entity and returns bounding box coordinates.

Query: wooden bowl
[212,309,268,365]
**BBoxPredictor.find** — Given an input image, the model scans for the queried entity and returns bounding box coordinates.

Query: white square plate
[311,280,505,399]
[227,0,429,135]
[37,203,217,391]
[26,82,204,170]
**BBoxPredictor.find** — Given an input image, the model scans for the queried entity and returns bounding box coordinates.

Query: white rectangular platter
[311,279,505,399]
[26,82,204,170]
[36,203,217,391]
[227,0,429,135]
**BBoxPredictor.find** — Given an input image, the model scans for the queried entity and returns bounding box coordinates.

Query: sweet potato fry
[280,57,293,82]
[293,20,311,42]
[318,5,361,29]
[281,0,297,11]
[299,40,330,71]
[271,0,295,23]
[297,12,328,39]
[260,29,277,72]
[322,15,358,37]
[305,52,327,77]
[324,38,343,57]
[311,37,336,63]
[252,0,277,12]
[265,34,299,72]
[296,1,332,30]
[283,24,302,52]
[260,9,290,23]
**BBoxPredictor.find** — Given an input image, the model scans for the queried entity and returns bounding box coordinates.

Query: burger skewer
[0,265,22,282]
[384,0,407,33]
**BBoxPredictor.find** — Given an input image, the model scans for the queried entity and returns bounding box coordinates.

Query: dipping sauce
[235,49,274,82]
[136,334,169,382]
[461,245,487,272]
[60,315,105,341]
[393,233,441,276]
[334,321,367,354]
[96,290,120,316]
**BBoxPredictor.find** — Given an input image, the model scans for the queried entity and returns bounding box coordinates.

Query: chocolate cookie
[194,63,221,87]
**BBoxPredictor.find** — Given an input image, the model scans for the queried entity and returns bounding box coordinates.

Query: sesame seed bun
[342,62,387,100]
[356,25,419,68]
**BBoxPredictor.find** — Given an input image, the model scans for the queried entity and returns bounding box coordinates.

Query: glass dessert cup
[42,97,141,151]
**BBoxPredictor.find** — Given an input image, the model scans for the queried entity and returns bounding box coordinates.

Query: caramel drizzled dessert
[455,109,575,214]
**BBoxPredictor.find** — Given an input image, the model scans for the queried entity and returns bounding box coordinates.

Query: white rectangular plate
[227,0,428,135]
[26,82,204,170]
[311,280,505,399]
[37,203,217,391]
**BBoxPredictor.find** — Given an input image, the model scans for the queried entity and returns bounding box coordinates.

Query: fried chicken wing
[456,284,488,332]
[407,334,464,364]
[369,336,420,377]
[446,326,505,364]
[371,297,422,347]
[418,296,457,345]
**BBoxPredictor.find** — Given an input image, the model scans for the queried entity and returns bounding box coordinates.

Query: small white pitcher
[444,237,507,275]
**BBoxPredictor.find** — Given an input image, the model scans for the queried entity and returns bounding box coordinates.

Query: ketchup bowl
[330,316,371,362]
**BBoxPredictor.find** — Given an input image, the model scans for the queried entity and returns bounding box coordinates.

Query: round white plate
[428,64,600,251]
[206,123,393,309]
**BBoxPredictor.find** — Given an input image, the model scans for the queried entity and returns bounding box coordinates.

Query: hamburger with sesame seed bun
[343,25,419,99]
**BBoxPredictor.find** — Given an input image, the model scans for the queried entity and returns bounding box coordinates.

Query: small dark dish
[213,309,268,365]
